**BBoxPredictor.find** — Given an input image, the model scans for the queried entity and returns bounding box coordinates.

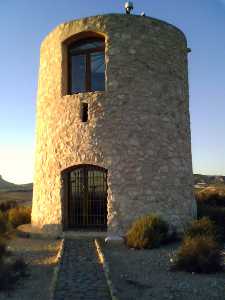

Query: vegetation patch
[195,186,225,207]
[0,200,17,212]
[0,191,31,292]
[7,206,31,228]
[0,211,9,234]
[172,235,223,273]
[185,217,218,240]
[125,214,168,249]
[198,205,225,240]
[172,217,224,274]
[195,186,225,241]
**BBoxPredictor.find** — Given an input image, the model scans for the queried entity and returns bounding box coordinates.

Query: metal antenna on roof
[125,1,134,14]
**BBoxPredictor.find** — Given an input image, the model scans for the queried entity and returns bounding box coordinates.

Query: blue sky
[0,0,225,183]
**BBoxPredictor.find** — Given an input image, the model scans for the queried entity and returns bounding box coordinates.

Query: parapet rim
[41,13,187,47]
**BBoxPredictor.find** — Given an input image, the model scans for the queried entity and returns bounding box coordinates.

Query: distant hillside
[0,175,33,192]
[0,173,224,192]
[194,174,225,186]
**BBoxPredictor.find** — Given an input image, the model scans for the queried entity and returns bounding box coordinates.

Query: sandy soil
[0,235,61,300]
[101,241,225,300]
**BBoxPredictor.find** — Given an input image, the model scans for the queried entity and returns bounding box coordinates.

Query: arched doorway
[62,164,107,230]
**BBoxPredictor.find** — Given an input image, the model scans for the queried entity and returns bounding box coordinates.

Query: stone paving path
[54,238,111,300]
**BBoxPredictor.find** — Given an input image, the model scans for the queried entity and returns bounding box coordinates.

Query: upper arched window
[68,37,105,94]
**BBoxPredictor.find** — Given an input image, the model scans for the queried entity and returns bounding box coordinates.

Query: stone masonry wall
[32,14,195,235]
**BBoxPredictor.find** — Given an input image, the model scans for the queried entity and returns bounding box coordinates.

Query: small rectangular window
[81,103,88,122]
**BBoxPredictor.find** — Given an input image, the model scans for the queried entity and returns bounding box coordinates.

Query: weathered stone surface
[32,14,195,235]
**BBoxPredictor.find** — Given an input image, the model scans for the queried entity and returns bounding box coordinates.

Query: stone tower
[32,14,195,236]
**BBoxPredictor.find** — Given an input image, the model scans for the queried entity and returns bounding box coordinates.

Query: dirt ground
[0,235,61,300]
[0,191,32,207]
[101,241,225,300]
[1,234,225,300]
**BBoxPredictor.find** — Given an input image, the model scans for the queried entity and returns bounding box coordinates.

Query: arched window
[68,37,105,94]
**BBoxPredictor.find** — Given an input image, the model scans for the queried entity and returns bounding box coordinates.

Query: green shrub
[0,211,9,234]
[185,217,218,239]
[0,201,17,212]
[126,214,168,249]
[7,207,31,228]
[172,235,223,273]
[197,203,225,241]
[196,186,225,241]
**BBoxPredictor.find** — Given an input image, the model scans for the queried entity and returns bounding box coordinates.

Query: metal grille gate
[64,165,107,230]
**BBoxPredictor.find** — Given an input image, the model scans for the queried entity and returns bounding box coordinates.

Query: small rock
[105,235,124,244]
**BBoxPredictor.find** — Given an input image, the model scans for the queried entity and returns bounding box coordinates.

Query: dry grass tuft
[7,206,31,228]
[125,214,168,249]
[172,235,223,273]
